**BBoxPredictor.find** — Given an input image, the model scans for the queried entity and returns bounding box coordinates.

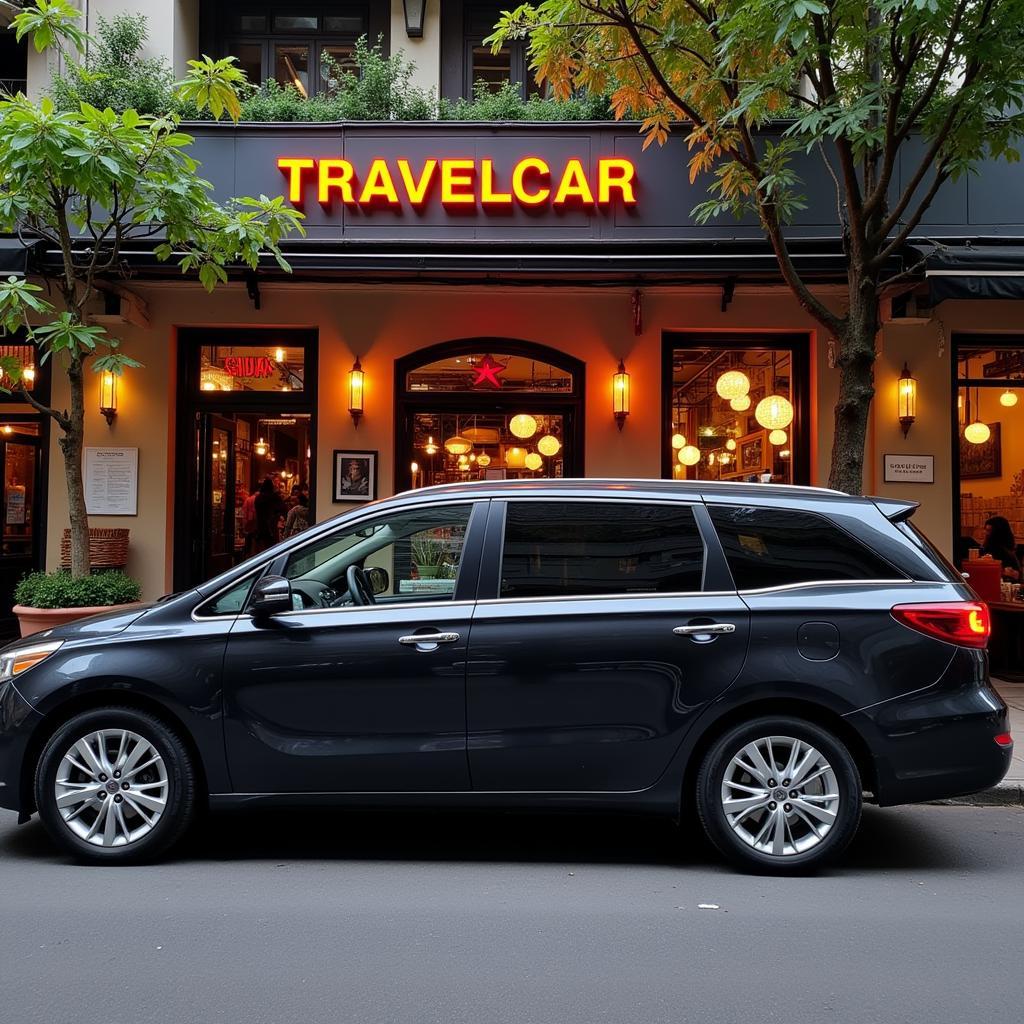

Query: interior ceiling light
[964,421,991,445]
[509,413,538,439]
[769,429,788,446]
[730,395,751,411]
[678,445,701,466]
[537,434,561,457]
[671,433,686,450]
[524,452,543,471]
[1000,389,1018,407]
[444,435,473,456]
[755,394,794,430]
[716,370,751,401]
[726,438,737,451]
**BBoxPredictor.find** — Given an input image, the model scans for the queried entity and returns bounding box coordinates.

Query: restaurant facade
[2,1,1023,628]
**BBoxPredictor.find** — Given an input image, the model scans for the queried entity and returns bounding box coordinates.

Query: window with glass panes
[212,4,381,96]
[442,1,544,100]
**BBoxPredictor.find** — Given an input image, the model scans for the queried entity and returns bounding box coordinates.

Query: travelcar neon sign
[277,156,638,210]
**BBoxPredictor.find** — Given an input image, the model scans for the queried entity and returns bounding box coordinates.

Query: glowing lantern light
[730,395,751,412]
[671,433,686,449]
[755,394,794,430]
[509,414,537,439]
[505,446,527,469]
[716,370,750,401]
[769,429,788,446]
[537,434,561,457]
[1000,389,1018,408]
[678,445,701,466]
[445,435,473,456]
[477,453,491,468]
[525,452,543,471]
[964,421,991,445]
[726,438,737,451]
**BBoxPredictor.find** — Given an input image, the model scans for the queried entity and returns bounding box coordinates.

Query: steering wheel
[346,564,376,606]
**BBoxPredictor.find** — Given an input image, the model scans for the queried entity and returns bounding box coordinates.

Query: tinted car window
[709,505,905,590]
[501,501,703,598]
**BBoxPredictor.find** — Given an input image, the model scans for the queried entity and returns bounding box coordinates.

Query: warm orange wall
[49,279,1024,601]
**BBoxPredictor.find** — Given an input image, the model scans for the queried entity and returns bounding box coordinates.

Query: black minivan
[0,480,1011,872]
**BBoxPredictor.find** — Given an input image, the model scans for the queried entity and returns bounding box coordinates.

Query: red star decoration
[471,354,506,388]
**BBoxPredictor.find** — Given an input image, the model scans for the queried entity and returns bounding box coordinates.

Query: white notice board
[85,447,139,515]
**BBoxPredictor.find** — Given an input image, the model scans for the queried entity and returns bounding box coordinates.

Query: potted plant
[411,536,448,579]
[12,569,142,636]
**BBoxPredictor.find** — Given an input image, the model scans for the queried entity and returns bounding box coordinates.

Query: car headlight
[0,640,64,682]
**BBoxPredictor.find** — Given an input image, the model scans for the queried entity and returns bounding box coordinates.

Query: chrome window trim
[736,578,924,596]
[265,598,478,620]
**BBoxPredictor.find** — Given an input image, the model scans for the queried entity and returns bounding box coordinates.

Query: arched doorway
[395,339,585,492]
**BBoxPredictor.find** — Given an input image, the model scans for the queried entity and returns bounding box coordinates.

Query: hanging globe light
[679,445,701,466]
[254,437,268,457]
[716,370,751,400]
[509,414,538,439]
[525,452,543,471]
[718,452,732,465]
[769,429,788,446]
[730,395,751,412]
[755,394,794,430]
[477,453,491,468]
[537,434,561,457]
[964,421,991,445]
[505,446,527,469]
[726,438,737,451]
[671,433,686,449]
[445,434,473,456]
[424,435,439,456]
[1000,389,1019,408]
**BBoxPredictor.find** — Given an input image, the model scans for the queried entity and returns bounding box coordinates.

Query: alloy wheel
[54,729,169,848]
[720,735,840,858]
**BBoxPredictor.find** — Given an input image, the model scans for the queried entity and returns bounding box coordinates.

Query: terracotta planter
[12,603,142,638]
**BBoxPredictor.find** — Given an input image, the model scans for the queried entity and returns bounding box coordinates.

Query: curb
[930,783,1024,807]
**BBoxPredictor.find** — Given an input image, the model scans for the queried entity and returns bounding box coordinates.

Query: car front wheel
[696,715,862,874]
[35,707,196,864]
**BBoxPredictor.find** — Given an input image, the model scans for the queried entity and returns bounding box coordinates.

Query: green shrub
[439,81,611,122]
[14,570,143,609]
[52,13,175,116]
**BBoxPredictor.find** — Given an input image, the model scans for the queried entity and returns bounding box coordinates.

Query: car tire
[34,706,196,865]
[696,715,861,875]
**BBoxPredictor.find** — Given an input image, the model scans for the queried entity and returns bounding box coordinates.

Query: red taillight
[891,601,991,649]
[995,733,1013,748]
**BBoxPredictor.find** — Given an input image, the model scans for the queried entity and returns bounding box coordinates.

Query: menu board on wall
[85,447,139,516]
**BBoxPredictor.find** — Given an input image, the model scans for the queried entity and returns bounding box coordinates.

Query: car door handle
[399,632,461,647]
[673,623,736,637]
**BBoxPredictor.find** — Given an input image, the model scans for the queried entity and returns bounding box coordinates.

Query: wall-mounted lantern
[348,358,365,427]
[403,0,426,37]
[897,362,917,437]
[99,370,118,426]
[612,359,630,431]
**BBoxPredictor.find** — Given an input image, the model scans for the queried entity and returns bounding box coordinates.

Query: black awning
[0,237,41,277]
[911,242,1024,302]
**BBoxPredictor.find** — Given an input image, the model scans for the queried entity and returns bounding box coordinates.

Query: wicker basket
[60,528,130,570]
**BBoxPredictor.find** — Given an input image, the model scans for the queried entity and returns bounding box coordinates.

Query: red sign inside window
[223,356,277,379]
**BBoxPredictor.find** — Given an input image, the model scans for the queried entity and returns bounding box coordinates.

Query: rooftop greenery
[49,14,611,123]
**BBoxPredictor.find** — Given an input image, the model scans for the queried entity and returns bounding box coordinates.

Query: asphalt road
[1,803,1022,1024]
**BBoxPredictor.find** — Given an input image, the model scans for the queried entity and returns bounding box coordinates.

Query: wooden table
[989,601,1024,681]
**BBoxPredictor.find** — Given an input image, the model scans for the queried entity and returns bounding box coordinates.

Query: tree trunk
[59,357,91,577]
[828,274,879,494]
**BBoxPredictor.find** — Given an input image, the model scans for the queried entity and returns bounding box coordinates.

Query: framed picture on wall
[960,423,1001,479]
[333,450,377,502]
[723,429,770,479]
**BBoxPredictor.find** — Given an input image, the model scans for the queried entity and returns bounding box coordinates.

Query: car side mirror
[249,575,293,619]
[366,566,390,596]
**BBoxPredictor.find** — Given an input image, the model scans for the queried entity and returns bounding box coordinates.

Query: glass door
[0,421,44,635]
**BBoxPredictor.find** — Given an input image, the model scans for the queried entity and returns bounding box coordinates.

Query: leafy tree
[0,1,304,577]
[490,1,1024,492]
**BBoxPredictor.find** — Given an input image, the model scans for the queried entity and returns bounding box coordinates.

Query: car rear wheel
[696,716,861,874]
[35,707,196,865]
